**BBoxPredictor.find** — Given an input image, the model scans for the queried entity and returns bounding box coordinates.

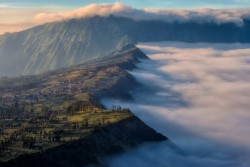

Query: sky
[1,0,250,34]
[1,0,250,9]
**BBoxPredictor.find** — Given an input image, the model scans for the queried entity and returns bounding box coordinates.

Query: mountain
[0,15,250,77]
[0,44,148,101]
[0,16,131,77]
[0,45,167,166]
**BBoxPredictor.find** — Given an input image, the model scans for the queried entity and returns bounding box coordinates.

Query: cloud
[32,3,250,26]
[33,2,132,23]
[0,3,131,34]
[143,8,250,26]
[102,42,250,167]
[1,3,250,34]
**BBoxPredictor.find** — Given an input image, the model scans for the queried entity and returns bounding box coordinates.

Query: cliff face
[1,115,167,167]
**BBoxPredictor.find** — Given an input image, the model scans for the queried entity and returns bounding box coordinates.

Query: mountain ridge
[0,44,168,167]
[0,15,249,77]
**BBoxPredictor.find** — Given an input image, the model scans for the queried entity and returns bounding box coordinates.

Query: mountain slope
[0,15,250,77]
[0,45,167,166]
[0,44,147,100]
[0,16,130,76]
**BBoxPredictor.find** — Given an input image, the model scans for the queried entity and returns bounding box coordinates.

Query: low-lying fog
[102,42,250,167]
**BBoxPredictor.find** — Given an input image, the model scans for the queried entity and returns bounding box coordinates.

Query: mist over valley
[103,42,250,167]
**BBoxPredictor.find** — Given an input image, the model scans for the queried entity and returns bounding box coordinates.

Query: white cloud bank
[33,3,250,26]
[33,3,131,23]
[102,42,250,167]
[1,3,250,34]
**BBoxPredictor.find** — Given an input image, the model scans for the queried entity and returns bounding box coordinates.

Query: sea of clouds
[102,42,250,167]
